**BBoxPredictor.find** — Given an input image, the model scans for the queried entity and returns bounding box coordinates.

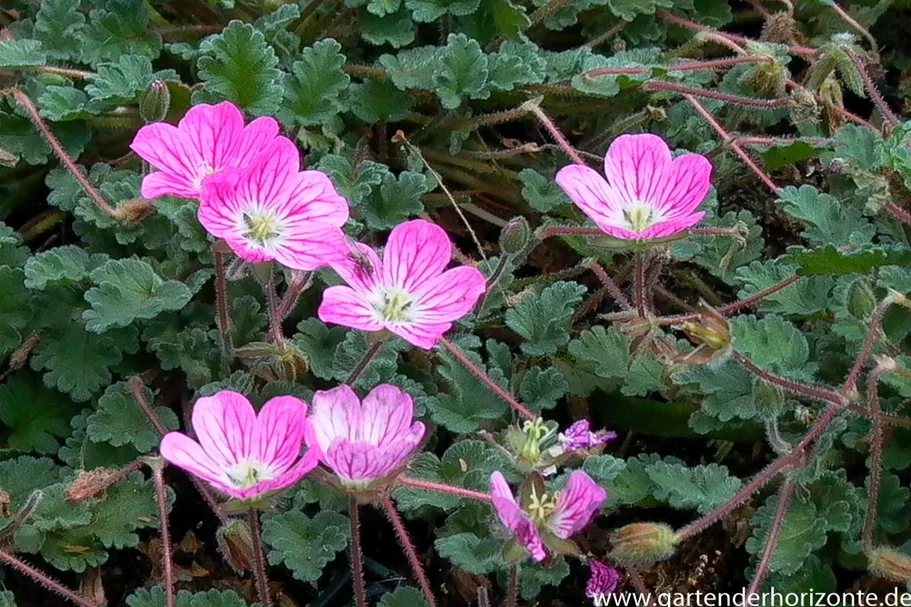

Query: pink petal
[359,384,420,447]
[636,212,706,239]
[328,240,383,294]
[278,170,350,227]
[178,101,246,172]
[223,234,274,263]
[252,447,320,496]
[233,115,285,169]
[251,395,309,474]
[160,432,232,489]
[586,561,621,597]
[130,122,205,198]
[548,470,607,539]
[198,170,248,240]
[490,472,546,562]
[382,220,452,294]
[387,320,453,350]
[324,439,416,485]
[140,171,201,200]
[603,133,673,206]
[413,265,486,323]
[271,228,349,271]
[554,165,621,232]
[190,391,257,469]
[318,285,384,333]
[221,137,303,214]
[649,153,713,219]
[308,385,363,453]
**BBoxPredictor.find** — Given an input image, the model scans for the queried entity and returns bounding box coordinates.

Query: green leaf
[584,453,674,507]
[487,40,546,91]
[280,39,349,127]
[34,0,85,61]
[518,169,572,212]
[731,315,815,379]
[0,109,91,166]
[434,34,490,109]
[379,46,442,92]
[263,511,349,582]
[0,456,64,514]
[36,86,88,122]
[518,559,570,599]
[362,171,428,229]
[568,325,631,380]
[518,367,567,412]
[0,267,31,358]
[85,382,178,453]
[435,532,504,574]
[379,587,429,607]
[506,281,586,356]
[86,55,176,103]
[785,244,911,276]
[406,0,480,21]
[331,331,401,388]
[82,1,162,65]
[645,461,742,514]
[0,373,81,454]
[483,0,531,38]
[677,360,765,426]
[315,154,389,206]
[0,39,46,68]
[128,588,253,607]
[734,260,832,317]
[607,0,673,20]
[144,325,226,389]
[360,8,418,48]
[291,319,348,380]
[24,246,108,290]
[349,78,414,124]
[777,185,875,246]
[196,21,283,116]
[0,590,15,607]
[0,222,28,268]
[82,259,193,332]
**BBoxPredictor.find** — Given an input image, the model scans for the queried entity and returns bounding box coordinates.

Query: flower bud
[114,198,157,224]
[754,377,785,419]
[845,278,877,319]
[140,80,171,124]
[499,216,532,259]
[216,519,254,574]
[608,522,678,565]
[65,468,120,503]
[868,547,911,583]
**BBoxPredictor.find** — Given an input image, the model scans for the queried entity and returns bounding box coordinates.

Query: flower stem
[7,89,119,219]
[847,51,898,127]
[150,461,176,607]
[247,509,272,607]
[653,275,802,326]
[584,259,633,311]
[863,364,892,553]
[842,298,893,395]
[584,56,771,78]
[380,496,438,607]
[644,81,791,109]
[278,272,311,320]
[397,475,492,502]
[346,338,385,386]
[830,3,879,54]
[506,564,519,607]
[734,352,846,406]
[634,253,649,318]
[264,277,284,345]
[626,566,654,606]
[535,225,605,240]
[885,202,911,224]
[523,100,587,166]
[349,497,368,607]
[0,549,99,607]
[746,478,796,597]
[438,338,536,420]
[212,247,234,357]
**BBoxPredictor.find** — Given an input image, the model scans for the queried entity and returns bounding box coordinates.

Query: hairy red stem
[397,475,492,502]
[349,497,368,607]
[150,463,175,607]
[0,549,99,607]
[746,478,796,596]
[247,509,272,607]
[381,497,439,607]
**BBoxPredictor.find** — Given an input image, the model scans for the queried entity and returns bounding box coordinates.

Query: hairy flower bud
[65,468,121,503]
[608,522,678,565]
[499,216,533,259]
[140,80,171,124]
[677,301,732,365]
[845,278,877,319]
[868,547,911,583]
[114,198,157,224]
[216,520,254,574]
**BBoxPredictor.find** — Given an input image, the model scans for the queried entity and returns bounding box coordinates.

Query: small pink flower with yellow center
[555,134,712,240]
[197,138,350,270]
[159,391,320,501]
[317,219,487,349]
[131,101,292,200]
[489,470,607,562]
[306,384,425,490]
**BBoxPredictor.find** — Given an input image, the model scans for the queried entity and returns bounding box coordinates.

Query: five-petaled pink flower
[317,219,487,349]
[197,137,350,270]
[489,470,607,562]
[586,560,621,598]
[555,134,712,240]
[306,384,425,490]
[131,101,291,200]
[159,391,319,501]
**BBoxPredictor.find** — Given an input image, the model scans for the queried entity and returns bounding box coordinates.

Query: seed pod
[608,522,678,565]
[868,547,911,583]
[217,519,255,574]
[140,80,171,124]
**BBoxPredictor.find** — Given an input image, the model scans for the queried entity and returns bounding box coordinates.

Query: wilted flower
[197,138,350,270]
[489,470,608,562]
[318,219,487,349]
[586,560,621,598]
[555,134,712,240]
[306,384,425,490]
[159,391,319,501]
[560,420,617,452]
[131,101,291,200]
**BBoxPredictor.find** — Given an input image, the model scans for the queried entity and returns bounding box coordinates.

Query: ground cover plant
[1,0,911,605]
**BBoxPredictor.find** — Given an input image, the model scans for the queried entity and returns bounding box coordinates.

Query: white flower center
[226,460,275,489]
[371,288,415,323]
[241,208,284,248]
[622,202,660,232]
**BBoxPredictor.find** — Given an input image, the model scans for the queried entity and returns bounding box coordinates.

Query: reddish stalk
[349,497,368,607]
[683,94,779,192]
[734,353,846,406]
[212,247,234,357]
[397,475,493,502]
[346,339,384,386]
[380,497,439,607]
[584,259,633,311]
[0,549,99,607]
[8,89,118,219]
[847,51,899,127]
[506,565,519,607]
[829,3,879,54]
[634,254,649,318]
[247,509,272,607]
[842,299,893,395]
[644,81,791,109]
[784,79,878,131]
[863,363,892,553]
[654,275,802,326]
[438,338,536,420]
[885,203,911,225]
[746,478,796,596]
[584,56,771,78]
[150,462,176,607]
[524,102,587,166]
[626,567,655,606]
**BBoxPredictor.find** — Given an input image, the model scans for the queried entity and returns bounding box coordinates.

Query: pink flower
[489,470,607,562]
[490,471,547,562]
[159,391,319,501]
[317,219,487,349]
[306,384,425,489]
[555,134,712,240]
[131,101,291,200]
[586,561,621,598]
[561,420,618,452]
[197,138,350,270]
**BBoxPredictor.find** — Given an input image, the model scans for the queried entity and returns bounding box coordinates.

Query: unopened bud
[217,520,254,574]
[499,216,532,259]
[140,80,171,124]
[761,12,800,46]
[818,75,844,111]
[608,522,678,565]
[789,88,820,125]
[273,341,309,382]
[115,198,157,224]
[681,302,731,352]
[868,547,911,583]
[743,60,787,97]
[845,278,877,319]
[66,468,121,503]
[754,377,785,419]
